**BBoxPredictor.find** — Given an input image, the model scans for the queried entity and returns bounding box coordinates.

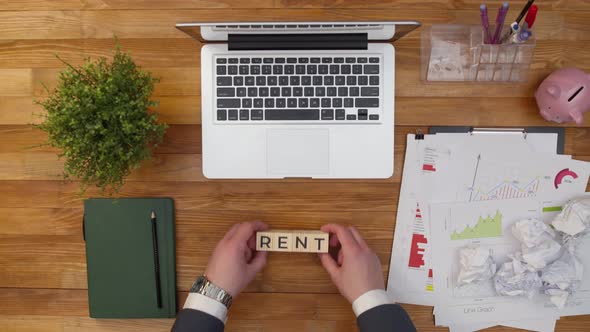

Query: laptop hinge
[228,33,368,51]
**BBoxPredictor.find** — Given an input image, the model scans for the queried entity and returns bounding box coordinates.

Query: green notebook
[84,198,177,318]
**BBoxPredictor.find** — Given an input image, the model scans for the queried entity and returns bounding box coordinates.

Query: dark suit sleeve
[356,304,416,332]
[170,309,224,332]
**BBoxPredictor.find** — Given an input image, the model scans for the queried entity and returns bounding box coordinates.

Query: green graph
[451,211,502,240]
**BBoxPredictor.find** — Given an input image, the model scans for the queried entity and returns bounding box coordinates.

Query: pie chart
[554,168,578,189]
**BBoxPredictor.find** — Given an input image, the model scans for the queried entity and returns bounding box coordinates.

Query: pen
[480,4,493,44]
[525,4,538,29]
[151,210,162,308]
[515,0,535,25]
[491,2,509,44]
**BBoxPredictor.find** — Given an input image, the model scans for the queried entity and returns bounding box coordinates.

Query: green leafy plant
[36,45,167,195]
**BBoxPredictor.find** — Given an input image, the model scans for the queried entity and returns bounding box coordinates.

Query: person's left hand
[205,221,269,297]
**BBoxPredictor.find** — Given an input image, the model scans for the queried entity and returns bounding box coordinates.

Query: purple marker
[480,4,492,44]
[491,2,509,44]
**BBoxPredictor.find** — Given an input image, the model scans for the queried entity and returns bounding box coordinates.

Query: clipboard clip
[470,127,528,139]
[415,129,425,140]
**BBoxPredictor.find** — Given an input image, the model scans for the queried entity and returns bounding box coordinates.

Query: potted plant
[36,45,167,194]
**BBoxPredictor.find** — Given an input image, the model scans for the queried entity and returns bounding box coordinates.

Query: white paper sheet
[430,199,561,325]
[388,132,559,305]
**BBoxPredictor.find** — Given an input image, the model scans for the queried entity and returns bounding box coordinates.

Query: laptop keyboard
[214,56,382,122]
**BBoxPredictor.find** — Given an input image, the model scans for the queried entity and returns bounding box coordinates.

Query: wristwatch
[189,275,233,309]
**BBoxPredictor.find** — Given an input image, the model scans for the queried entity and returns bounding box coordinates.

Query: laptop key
[298,57,309,63]
[290,76,300,85]
[279,76,289,86]
[319,65,329,74]
[352,65,362,74]
[217,99,240,108]
[275,58,285,64]
[281,87,291,97]
[327,87,337,96]
[217,77,232,86]
[369,114,379,120]
[251,109,264,120]
[310,98,320,107]
[330,65,339,74]
[240,58,250,64]
[334,57,344,63]
[217,88,235,97]
[310,57,321,63]
[335,76,345,85]
[321,109,334,120]
[324,76,334,85]
[256,76,266,86]
[344,98,354,107]
[322,58,332,63]
[271,87,280,97]
[293,87,303,97]
[357,57,368,63]
[350,87,360,96]
[248,87,258,97]
[251,65,260,75]
[341,65,351,74]
[217,109,227,120]
[242,98,252,108]
[228,109,238,120]
[273,65,283,75]
[338,86,348,97]
[287,98,297,107]
[321,98,331,107]
[347,114,357,120]
[239,65,249,75]
[276,98,286,108]
[245,76,255,86]
[228,58,239,64]
[333,98,342,107]
[265,98,274,108]
[259,87,269,97]
[237,88,246,97]
[252,58,262,64]
[254,98,263,108]
[302,76,311,85]
[228,65,238,75]
[304,87,314,96]
[299,98,309,108]
[285,65,294,74]
[216,58,227,64]
[268,76,277,86]
[316,87,325,97]
[307,65,317,74]
[358,76,368,85]
[364,65,379,74]
[263,58,273,63]
[347,76,357,85]
[262,65,272,74]
[370,76,379,85]
[287,58,297,63]
[355,98,379,108]
[313,76,323,86]
[369,57,380,63]
[265,109,319,120]
[336,109,346,120]
[233,76,243,86]
[216,66,226,75]
[345,57,356,63]
[296,65,306,74]
[240,109,249,120]
[361,87,379,96]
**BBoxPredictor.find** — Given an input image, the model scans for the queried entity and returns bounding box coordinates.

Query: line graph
[466,154,547,202]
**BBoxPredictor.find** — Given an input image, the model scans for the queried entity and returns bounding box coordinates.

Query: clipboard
[426,126,565,154]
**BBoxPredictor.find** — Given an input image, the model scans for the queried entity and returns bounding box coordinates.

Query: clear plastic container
[420,24,536,83]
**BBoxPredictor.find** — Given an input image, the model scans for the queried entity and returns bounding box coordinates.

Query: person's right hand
[319,224,385,303]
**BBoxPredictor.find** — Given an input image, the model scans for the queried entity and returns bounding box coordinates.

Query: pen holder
[421,24,536,82]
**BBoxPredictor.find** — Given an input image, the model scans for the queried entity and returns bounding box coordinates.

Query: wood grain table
[1,1,589,331]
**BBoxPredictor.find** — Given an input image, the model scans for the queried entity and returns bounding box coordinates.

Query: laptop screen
[176,21,421,43]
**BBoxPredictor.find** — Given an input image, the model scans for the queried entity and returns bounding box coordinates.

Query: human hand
[319,224,384,303]
[205,221,269,297]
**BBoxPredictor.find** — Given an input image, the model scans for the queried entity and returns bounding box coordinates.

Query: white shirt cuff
[183,293,228,324]
[352,289,392,317]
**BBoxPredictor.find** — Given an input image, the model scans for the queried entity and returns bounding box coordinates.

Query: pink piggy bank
[535,68,590,125]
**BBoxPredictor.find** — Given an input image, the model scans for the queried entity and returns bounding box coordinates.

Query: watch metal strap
[190,275,233,309]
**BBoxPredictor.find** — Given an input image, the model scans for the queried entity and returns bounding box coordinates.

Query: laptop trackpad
[267,129,330,176]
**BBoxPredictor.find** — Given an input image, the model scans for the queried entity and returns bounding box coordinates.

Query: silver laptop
[176,21,420,179]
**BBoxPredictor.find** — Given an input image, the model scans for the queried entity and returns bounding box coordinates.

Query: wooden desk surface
[1,1,589,331]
